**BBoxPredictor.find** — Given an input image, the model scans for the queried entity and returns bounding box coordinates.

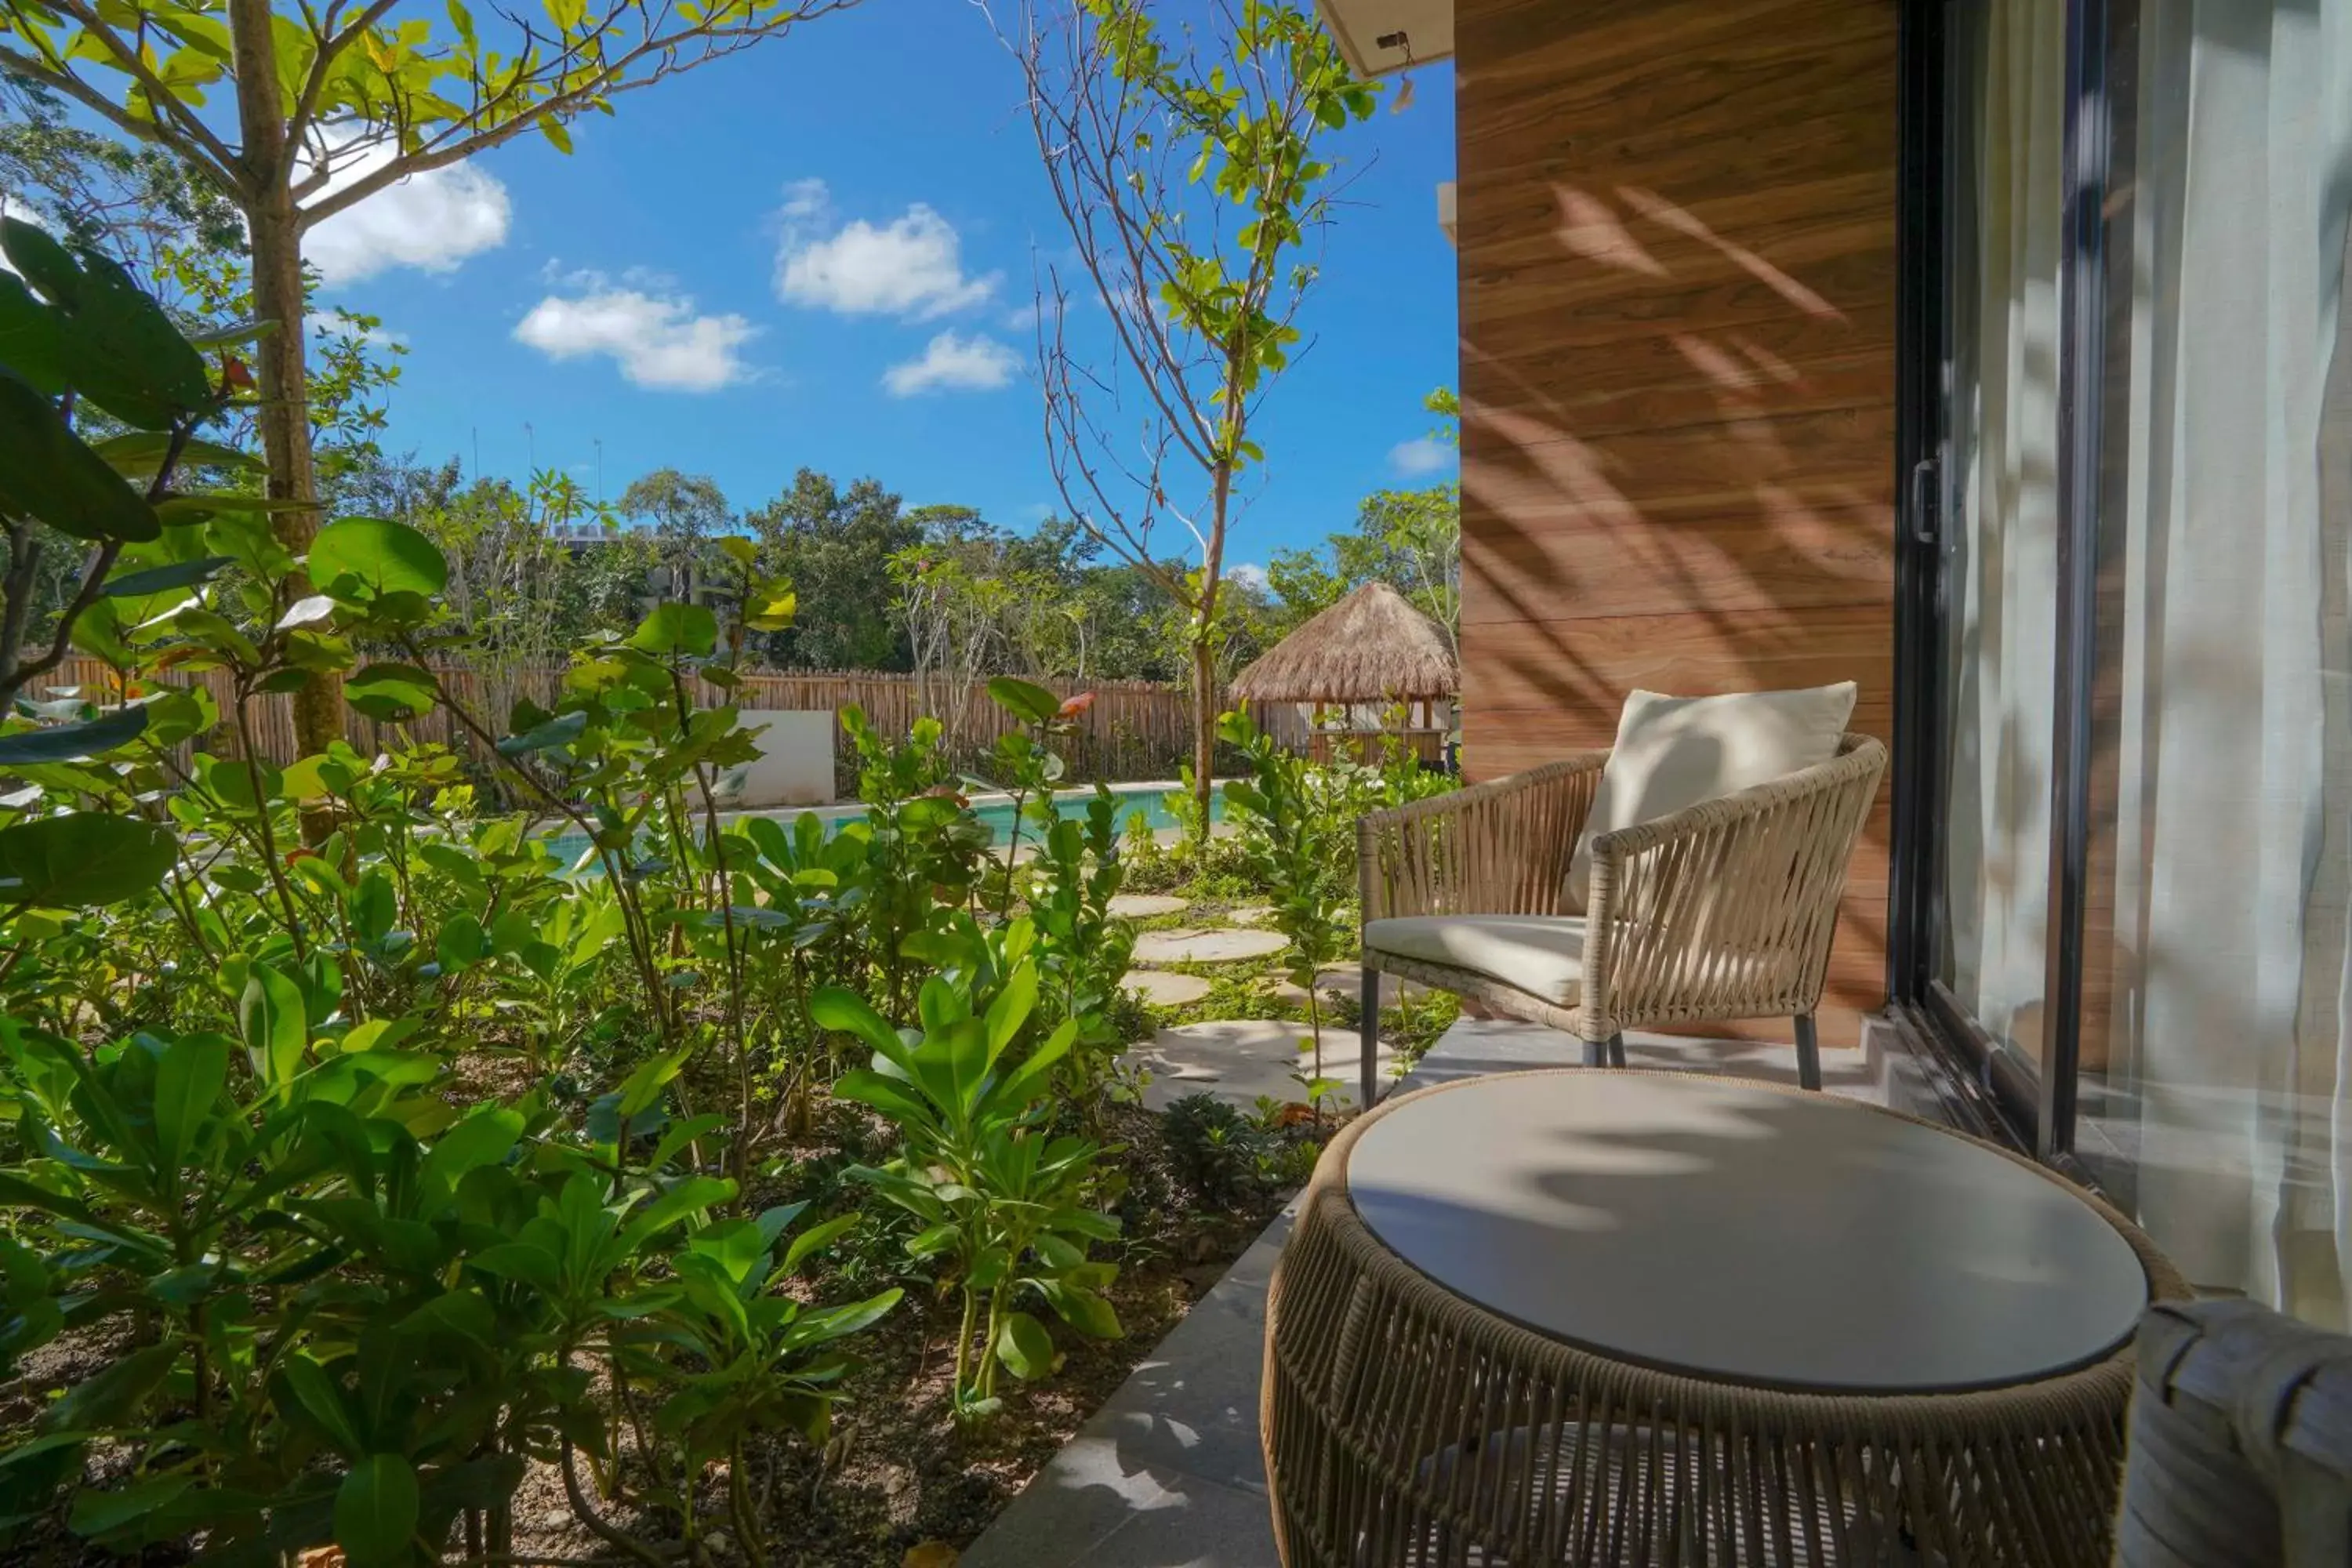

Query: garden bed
[2,1099,1294,1568]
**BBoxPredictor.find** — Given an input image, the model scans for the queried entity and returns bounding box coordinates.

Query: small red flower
[220,354,256,392]
[1056,692,1097,720]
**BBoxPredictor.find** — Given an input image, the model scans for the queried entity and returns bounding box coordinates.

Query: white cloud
[779,178,831,225]
[1389,436,1453,477]
[1229,561,1269,593]
[514,287,757,392]
[305,128,510,285]
[882,332,1021,396]
[776,180,998,320]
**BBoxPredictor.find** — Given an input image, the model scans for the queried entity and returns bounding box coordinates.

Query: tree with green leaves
[997,0,1375,820]
[0,0,854,755]
[746,468,920,670]
[619,465,729,605]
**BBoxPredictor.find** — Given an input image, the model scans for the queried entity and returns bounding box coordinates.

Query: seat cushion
[1563,682,1857,913]
[1364,915,1587,1007]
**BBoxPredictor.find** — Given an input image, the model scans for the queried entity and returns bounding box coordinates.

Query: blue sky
[308,0,1460,566]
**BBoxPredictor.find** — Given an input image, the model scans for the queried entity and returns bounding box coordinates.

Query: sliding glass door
[1896,0,2352,1323]
[2068,0,2352,1320]
[1930,0,2067,1091]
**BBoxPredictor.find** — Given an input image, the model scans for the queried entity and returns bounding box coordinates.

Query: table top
[1345,1072,2151,1395]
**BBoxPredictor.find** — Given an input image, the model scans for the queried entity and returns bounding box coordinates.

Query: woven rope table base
[1260,1076,2190,1568]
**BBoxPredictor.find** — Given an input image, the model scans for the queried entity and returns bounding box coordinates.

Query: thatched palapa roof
[1229,582,1459,704]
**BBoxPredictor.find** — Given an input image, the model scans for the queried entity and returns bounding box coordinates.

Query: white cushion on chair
[1364,916,1588,1007]
[1562,683,1857,913]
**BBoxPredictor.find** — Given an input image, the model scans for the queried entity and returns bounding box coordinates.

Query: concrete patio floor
[956,1017,1925,1568]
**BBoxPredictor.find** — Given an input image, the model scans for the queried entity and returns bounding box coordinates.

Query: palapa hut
[1229,582,1460,765]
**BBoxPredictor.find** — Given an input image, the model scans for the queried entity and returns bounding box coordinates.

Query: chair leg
[1582,1035,1607,1068]
[1606,1033,1627,1068]
[1359,965,1381,1111]
[1794,1013,1823,1091]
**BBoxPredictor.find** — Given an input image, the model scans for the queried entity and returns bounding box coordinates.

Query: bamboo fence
[45,658,1299,791]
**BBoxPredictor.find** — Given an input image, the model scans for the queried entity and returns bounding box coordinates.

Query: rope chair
[1354,734,1887,1107]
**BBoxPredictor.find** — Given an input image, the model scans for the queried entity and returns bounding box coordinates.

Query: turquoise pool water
[543,782,1225,865]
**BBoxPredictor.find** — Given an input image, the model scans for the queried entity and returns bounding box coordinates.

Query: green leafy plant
[1218,710,1350,1104]
[818,941,1123,1420]
[981,678,1137,1089]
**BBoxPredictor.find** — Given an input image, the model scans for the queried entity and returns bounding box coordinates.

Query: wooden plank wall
[1453,0,1900,1044]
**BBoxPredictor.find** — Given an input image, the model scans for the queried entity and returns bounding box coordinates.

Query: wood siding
[1454,0,1900,1044]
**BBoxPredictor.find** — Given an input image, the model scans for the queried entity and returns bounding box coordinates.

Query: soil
[2,1100,1294,1568]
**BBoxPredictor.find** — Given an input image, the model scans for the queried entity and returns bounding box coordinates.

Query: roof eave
[1310,0,1452,80]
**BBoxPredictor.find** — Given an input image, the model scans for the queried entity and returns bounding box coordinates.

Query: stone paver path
[1270,967,1423,1007]
[1224,905,1271,926]
[1131,927,1287,966]
[1108,893,1189,919]
[1133,1018,1393,1112]
[1122,969,1214,1006]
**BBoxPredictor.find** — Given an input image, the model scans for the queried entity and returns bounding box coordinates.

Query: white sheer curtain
[2098,0,2352,1320]
[1941,0,2066,1068]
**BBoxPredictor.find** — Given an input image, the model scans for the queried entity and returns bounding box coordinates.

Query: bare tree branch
[0,42,240,196]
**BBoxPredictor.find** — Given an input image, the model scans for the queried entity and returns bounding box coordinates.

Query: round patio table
[1260,1070,2187,1568]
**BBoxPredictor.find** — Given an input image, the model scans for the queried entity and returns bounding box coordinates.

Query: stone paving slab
[954,1212,1294,1568]
[1223,906,1271,926]
[1130,928,1287,966]
[1132,1019,1392,1112]
[1122,970,1214,1007]
[1109,893,1189,919]
[1269,967,1425,1007]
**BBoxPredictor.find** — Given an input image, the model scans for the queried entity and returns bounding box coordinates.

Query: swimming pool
[543,779,1225,865]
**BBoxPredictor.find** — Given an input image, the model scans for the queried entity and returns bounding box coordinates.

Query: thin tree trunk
[229,0,343,775]
[1192,459,1234,822]
[1190,632,1217,821]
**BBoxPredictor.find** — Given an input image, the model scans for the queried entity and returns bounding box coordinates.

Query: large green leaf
[0,221,80,316]
[48,1340,176,1431]
[983,960,1039,1065]
[1039,1279,1123,1339]
[497,709,586,757]
[626,601,716,658]
[434,910,485,972]
[6,233,211,430]
[0,270,71,394]
[987,676,1063,727]
[67,1472,195,1543]
[238,961,308,1090]
[0,368,160,542]
[995,1308,1055,1381]
[416,1105,522,1205]
[334,1454,419,1568]
[310,517,448,601]
[810,986,920,1079]
[344,662,439,722]
[0,705,148,765]
[88,432,260,478]
[0,813,175,908]
[100,554,233,599]
[151,1032,230,1174]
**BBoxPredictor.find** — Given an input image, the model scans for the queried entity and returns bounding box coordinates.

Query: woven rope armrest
[1357,752,1606,921]
[1580,734,1888,1036]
